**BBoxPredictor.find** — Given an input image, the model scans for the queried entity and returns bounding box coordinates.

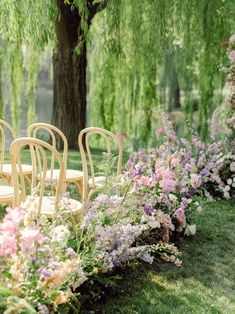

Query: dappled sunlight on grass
[85,200,235,314]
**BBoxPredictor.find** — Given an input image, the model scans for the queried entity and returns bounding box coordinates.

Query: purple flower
[141,253,154,264]
[37,304,49,314]
[48,261,61,269]
[185,152,193,160]
[199,168,208,177]
[143,204,154,215]
[184,163,192,171]
[134,166,143,176]
[40,269,52,281]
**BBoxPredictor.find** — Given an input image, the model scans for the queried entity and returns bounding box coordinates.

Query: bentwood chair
[10,137,84,218]
[78,127,123,203]
[27,123,83,194]
[0,185,14,207]
[0,119,32,184]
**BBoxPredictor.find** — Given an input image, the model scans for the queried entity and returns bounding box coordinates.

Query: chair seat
[0,185,14,202]
[40,169,83,182]
[23,196,84,218]
[0,164,32,175]
[88,176,106,188]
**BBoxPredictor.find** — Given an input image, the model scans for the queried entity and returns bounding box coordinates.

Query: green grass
[1,150,235,313]
[3,148,128,172]
[83,200,235,314]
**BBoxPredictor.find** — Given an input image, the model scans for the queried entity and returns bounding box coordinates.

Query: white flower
[197,206,203,213]
[229,34,235,43]
[224,185,230,192]
[224,192,230,199]
[227,178,233,185]
[230,162,235,172]
[168,194,177,202]
[149,220,161,229]
[51,225,70,243]
[185,224,196,236]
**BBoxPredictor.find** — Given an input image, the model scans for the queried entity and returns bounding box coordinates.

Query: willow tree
[0,0,108,147]
[88,0,235,144]
[52,0,108,148]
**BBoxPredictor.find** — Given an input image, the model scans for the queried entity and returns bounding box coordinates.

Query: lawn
[83,200,235,314]
[1,150,234,314]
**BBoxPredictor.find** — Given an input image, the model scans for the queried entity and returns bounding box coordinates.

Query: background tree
[88,0,235,145]
[0,0,234,148]
[52,0,108,148]
[0,0,108,148]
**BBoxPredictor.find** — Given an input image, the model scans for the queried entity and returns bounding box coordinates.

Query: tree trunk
[52,0,86,149]
[173,77,181,109]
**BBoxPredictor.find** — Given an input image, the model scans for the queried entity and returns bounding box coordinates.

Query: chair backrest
[78,127,123,203]
[27,123,68,169]
[0,119,16,172]
[10,137,65,216]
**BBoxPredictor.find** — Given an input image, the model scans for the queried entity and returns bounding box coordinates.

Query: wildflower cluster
[81,194,182,273]
[0,207,86,312]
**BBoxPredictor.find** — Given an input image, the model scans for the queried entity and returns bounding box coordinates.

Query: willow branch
[88,0,109,22]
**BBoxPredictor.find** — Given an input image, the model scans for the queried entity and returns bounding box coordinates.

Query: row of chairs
[0,119,123,218]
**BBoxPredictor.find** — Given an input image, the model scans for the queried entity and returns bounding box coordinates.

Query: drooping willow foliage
[88,0,235,145]
[0,0,56,132]
[0,0,234,141]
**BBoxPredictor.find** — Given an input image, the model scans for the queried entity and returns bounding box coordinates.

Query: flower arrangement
[0,207,86,312]
[1,35,235,313]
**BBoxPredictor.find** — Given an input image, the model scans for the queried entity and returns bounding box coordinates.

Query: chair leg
[25,174,32,187]
[74,180,83,197]
[7,200,13,208]
[0,174,11,185]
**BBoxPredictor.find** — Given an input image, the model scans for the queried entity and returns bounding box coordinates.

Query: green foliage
[0,0,234,141]
[0,0,57,130]
[84,200,235,313]
[88,0,235,144]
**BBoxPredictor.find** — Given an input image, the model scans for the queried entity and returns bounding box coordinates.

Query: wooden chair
[0,185,14,207]
[78,127,123,204]
[10,137,84,218]
[27,123,83,194]
[0,119,32,184]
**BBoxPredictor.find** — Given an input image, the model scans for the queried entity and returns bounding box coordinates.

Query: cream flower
[51,225,70,243]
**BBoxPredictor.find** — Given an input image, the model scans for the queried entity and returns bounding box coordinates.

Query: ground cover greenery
[82,200,235,314]
[0,2,235,313]
[0,111,234,313]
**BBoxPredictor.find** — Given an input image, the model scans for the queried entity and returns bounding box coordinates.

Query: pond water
[4,87,53,147]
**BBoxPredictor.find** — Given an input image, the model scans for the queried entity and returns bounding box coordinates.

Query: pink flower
[155,166,164,180]
[156,127,164,135]
[170,157,180,168]
[184,163,192,172]
[136,176,156,188]
[0,234,17,257]
[141,176,151,185]
[163,214,173,229]
[190,174,202,189]
[175,207,185,219]
[157,194,171,207]
[192,137,205,150]
[159,178,177,193]
[3,207,25,226]
[0,220,18,234]
[162,169,173,181]
[20,228,41,251]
